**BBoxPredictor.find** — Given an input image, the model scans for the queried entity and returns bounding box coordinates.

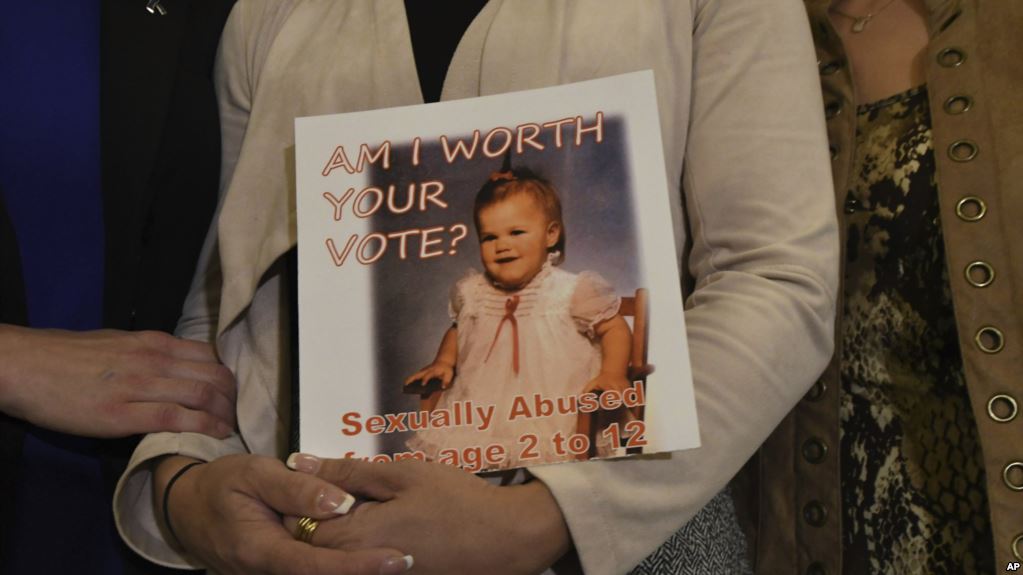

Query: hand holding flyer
[295,72,699,473]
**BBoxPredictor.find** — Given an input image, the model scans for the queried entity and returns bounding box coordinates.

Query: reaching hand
[584,371,632,395]
[0,324,236,438]
[404,361,455,390]
[160,454,412,575]
[286,455,571,575]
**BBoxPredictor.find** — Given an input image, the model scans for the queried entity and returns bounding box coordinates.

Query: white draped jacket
[113,1,839,573]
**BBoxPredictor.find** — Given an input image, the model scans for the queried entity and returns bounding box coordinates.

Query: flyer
[295,71,699,473]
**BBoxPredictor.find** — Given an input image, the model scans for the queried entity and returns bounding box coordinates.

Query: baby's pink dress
[407,264,620,469]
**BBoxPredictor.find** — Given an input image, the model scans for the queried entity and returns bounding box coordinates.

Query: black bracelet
[162,461,204,548]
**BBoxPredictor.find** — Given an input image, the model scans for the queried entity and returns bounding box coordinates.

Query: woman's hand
[0,324,236,438]
[157,454,412,575]
[286,455,572,575]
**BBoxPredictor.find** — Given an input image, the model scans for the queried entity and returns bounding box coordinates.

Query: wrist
[598,368,628,378]
[505,481,571,569]
[154,456,205,549]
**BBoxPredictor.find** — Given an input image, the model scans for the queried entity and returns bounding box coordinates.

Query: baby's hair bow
[488,148,516,182]
[489,171,516,182]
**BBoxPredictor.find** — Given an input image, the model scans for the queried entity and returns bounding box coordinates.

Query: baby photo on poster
[295,72,699,473]
[371,117,643,470]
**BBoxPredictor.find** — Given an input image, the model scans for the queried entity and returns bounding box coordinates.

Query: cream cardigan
[114,1,839,573]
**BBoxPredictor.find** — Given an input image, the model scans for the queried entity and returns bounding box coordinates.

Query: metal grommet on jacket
[955,196,987,221]
[988,394,1019,423]
[803,501,828,527]
[805,380,827,402]
[825,100,843,120]
[1014,533,1023,561]
[948,139,979,162]
[975,326,1005,354]
[937,47,967,67]
[1004,462,1023,492]
[964,261,995,288]
[819,60,842,76]
[944,95,973,115]
[802,438,828,464]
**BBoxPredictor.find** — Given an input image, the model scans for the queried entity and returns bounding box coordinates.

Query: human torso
[411,266,602,469]
[745,2,1023,572]
[838,84,993,574]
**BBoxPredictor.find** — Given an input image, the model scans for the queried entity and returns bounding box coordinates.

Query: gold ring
[295,516,319,543]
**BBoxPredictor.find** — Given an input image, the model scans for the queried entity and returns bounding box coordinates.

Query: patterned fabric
[839,86,994,574]
[629,488,751,575]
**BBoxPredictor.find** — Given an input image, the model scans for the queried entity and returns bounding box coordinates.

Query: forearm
[0,324,25,415]
[114,430,249,568]
[151,455,206,555]
[596,315,630,377]
[533,0,838,570]
[432,326,458,367]
[505,480,572,568]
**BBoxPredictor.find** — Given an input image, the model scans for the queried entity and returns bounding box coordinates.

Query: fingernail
[318,486,356,515]
[286,452,321,473]
[379,555,414,574]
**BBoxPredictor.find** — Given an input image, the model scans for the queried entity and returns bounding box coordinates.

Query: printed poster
[296,71,699,473]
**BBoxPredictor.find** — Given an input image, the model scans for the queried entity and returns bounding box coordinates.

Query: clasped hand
[161,454,569,575]
[284,455,572,575]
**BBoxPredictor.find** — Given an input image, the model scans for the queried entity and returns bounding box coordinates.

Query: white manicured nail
[379,554,414,574]
[286,452,321,473]
[318,487,356,515]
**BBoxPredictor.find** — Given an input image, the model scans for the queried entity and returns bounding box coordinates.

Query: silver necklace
[146,0,168,16]
[829,0,897,32]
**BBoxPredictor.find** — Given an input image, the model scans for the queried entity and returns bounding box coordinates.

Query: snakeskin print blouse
[839,85,994,574]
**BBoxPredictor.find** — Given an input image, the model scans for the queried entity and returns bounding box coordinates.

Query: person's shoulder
[547,266,576,281]
[573,270,613,291]
[567,270,618,312]
[232,0,296,14]
[451,269,485,298]
[226,0,302,41]
[456,268,485,287]
[449,269,485,317]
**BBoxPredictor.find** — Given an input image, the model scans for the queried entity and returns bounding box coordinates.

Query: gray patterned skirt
[628,488,752,575]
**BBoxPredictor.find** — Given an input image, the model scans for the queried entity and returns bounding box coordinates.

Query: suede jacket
[736,1,1023,572]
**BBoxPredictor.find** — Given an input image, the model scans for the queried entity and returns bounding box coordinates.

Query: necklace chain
[829,0,898,32]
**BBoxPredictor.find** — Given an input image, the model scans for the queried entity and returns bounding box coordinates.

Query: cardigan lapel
[217,0,424,334]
